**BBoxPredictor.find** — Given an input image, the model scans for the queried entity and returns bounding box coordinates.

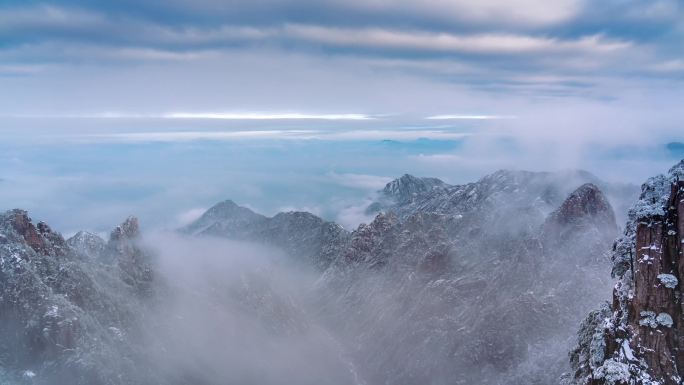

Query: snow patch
[656,313,674,328]
[594,359,630,384]
[657,274,678,289]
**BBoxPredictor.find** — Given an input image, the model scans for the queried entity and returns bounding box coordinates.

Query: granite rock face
[0,211,157,385]
[565,160,684,385]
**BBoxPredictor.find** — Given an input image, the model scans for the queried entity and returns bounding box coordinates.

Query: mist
[122,233,359,385]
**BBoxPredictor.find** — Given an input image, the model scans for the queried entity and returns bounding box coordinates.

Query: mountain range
[0,166,654,385]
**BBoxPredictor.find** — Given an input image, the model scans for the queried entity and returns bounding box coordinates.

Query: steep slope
[186,169,626,384]
[564,159,684,385]
[378,174,448,206]
[0,210,357,385]
[0,210,157,385]
[368,170,637,225]
[183,199,268,236]
[184,200,349,269]
[66,231,105,259]
[313,176,619,385]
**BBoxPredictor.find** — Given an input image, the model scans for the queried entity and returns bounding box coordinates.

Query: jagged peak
[67,231,106,259]
[382,174,447,203]
[0,209,68,256]
[668,158,684,180]
[625,158,684,221]
[0,209,43,250]
[110,216,140,242]
[552,183,615,223]
[542,183,617,249]
[200,199,263,221]
[69,230,104,240]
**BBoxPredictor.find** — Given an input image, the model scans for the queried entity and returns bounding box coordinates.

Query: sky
[0,0,683,234]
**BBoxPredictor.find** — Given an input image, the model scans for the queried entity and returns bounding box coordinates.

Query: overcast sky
[1,1,683,233]
[1,0,683,119]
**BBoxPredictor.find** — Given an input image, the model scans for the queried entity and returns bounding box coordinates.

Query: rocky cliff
[0,210,157,385]
[565,159,684,385]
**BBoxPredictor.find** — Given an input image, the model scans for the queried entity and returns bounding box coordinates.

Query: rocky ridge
[564,160,684,385]
[0,210,354,385]
[0,166,639,385]
[183,200,349,269]
[189,168,627,384]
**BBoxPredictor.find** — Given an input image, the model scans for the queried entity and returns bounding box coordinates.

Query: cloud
[335,200,377,230]
[649,59,684,73]
[175,207,207,227]
[284,25,631,55]
[162,112,373,120]
[0,0,682,134]
[326,172,392,190]
[64,129,472,143]
[75,130,319,143]
[426,115,516,120]
[331,0,582,27]
[16,112,374,120]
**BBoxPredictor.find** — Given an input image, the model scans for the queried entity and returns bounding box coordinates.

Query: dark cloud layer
[1,0,682,82]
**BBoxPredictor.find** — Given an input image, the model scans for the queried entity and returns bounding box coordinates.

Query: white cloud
[69,129,472,143]
[0,5,105,32]
[284,25,631,55]
[162,112,373,120]
[327,172,392,190]
[175,207,207,227]
[3,112,373,120]
[322,130,472,141]
[649,59,684,73]
[76,130,319,143]
[335,199,377,230]
[331,0,583,27]
[426,115,517,120]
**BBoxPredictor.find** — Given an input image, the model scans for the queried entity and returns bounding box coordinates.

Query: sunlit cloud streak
[2,112,374,120]
[74,129,473,143]
[426,114,517,120]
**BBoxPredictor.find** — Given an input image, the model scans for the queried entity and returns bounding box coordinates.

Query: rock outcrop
[565,159,684,385]
[66,231,106,259]
[0,211,158,385]
[380,174,448,205]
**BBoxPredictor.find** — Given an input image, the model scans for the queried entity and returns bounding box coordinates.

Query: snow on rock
[564,159,684,385]
[657,273,678,289]
[656,313,674,328]
[594,359,630,385]
[639,311,658,328]
[66,231,106,259]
